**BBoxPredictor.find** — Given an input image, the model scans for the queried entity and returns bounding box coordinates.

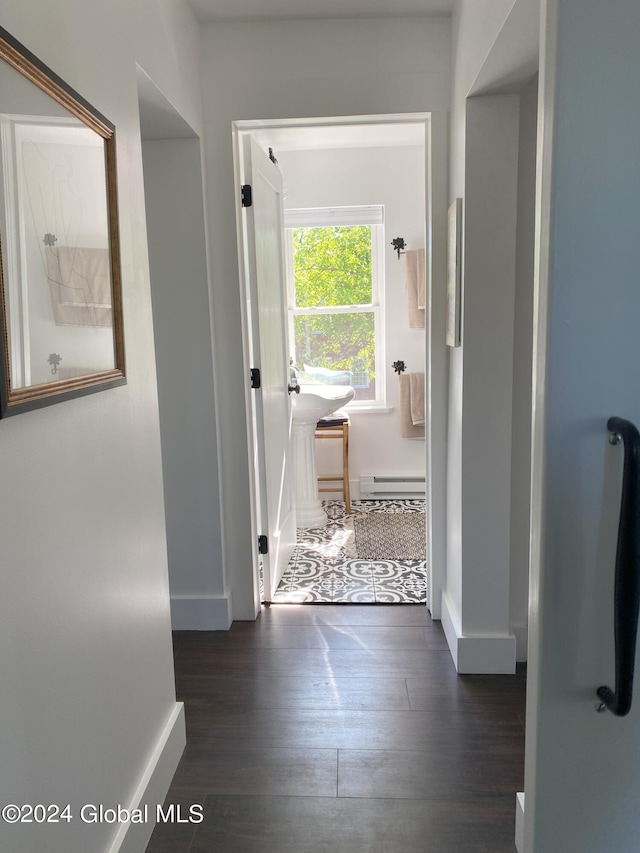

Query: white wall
[444,0,537,671]
[142,138,227,630]
[450,0,515,197]
[455,93,519,668]
[445,0,515,654]
[201,16,451,619]
[278,143,426,494]
[0,1,201,850]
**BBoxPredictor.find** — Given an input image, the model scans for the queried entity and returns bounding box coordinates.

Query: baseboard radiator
[359,474,426,500]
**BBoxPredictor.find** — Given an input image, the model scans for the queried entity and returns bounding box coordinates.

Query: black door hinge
[241,184,253,207]
[250,367,261,389]
[258,535,268,555]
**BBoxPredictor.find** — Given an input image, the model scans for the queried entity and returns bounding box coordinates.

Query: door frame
[522,0,555,845]
[232,112,447,617]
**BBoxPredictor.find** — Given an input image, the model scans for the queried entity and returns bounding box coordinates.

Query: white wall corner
[108,703,186,853]
[170,594,232,630]
[441,591,517,674]
[511,621,528,662]
[515,791,525,853]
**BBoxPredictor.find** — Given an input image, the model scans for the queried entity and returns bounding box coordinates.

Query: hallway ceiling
[188,0,454,22]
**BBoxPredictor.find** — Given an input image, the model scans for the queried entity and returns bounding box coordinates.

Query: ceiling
[188,0,454,23]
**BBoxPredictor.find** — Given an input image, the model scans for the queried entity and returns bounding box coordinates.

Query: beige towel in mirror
[46,246,112,327]
[406,248,426,328]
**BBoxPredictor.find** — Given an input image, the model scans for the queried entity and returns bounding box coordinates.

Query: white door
[241,136,296,601]
[526,1,640,849]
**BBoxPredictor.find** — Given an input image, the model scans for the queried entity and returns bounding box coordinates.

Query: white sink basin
[291,385,355,425]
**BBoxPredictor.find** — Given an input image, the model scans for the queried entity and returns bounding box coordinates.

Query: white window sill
[346,405,394,415]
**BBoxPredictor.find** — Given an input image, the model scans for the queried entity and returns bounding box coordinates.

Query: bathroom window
[285,205,385,407]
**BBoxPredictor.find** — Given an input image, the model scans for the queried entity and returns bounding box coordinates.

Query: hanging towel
[405,248,426,328]
[399,373,425,439]
[46,246,112,327]
[409,372,425,426]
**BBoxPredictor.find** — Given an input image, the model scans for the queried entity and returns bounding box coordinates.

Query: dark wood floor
[145,605,526,853]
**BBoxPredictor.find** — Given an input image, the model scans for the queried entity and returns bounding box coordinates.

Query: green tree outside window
[291,225,377,400]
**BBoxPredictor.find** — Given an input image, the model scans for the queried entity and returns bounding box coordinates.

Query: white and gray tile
[271,500,427,605]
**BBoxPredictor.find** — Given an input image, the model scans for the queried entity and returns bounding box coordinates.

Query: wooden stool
[315,412,351,514]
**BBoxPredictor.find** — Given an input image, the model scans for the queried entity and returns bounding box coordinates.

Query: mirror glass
[0,28,125,416]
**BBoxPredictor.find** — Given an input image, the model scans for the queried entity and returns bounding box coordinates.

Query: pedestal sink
[291,385,355,528]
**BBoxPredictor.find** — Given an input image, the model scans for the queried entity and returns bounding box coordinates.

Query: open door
[239,136,296,601]
[526,0,640,849]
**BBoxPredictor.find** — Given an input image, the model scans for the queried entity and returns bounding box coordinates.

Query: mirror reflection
[0,27,124,416]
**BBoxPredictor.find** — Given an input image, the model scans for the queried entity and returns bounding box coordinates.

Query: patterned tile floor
[271,499,427,604]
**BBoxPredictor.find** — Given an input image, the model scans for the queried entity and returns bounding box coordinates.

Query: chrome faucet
[288,359,301,394]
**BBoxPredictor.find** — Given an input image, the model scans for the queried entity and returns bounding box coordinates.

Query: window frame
[284,206,386,409]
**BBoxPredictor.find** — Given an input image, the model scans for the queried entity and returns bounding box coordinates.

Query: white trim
[373,216,386,407]
[170,594,232,630]
[458,634,516,674]
[442,591,516,674]
[235,113,430,133]
[1,115,30,386]
[425,111,447,620]
[524,0,558,847]
[441,590,461,659]
[284,205,384,227]
[515,792,525,853]
[511,621,528,662]
[232,124,264,621]
[107,703,186,853]
[292,304,375,317]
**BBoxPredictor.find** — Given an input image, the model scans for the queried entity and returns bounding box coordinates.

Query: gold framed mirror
[0,26,125,417]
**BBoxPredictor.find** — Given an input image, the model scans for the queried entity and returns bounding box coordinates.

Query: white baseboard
[314,479,361,501]
[511,622,528,662]
[440,590,461,663]
[170,594,232,630]
[441,592,517,674]
[515,792,525,852]
[108,702,186,853]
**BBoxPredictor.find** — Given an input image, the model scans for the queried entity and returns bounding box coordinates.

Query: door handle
[597,417,640,716]
[288,383,300,395]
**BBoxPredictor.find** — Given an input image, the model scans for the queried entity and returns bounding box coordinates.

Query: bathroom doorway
[234,114,447,613]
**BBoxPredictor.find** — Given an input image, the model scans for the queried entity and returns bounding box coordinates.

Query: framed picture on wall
[0,25,126,418]
[446,198,462,347]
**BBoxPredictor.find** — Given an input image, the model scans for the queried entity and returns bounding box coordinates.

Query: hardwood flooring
[145,605,526,853]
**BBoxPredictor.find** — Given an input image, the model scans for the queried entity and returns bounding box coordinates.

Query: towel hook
[48,353,62,376]
[392,360,406,374]
[391,237,406,259]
